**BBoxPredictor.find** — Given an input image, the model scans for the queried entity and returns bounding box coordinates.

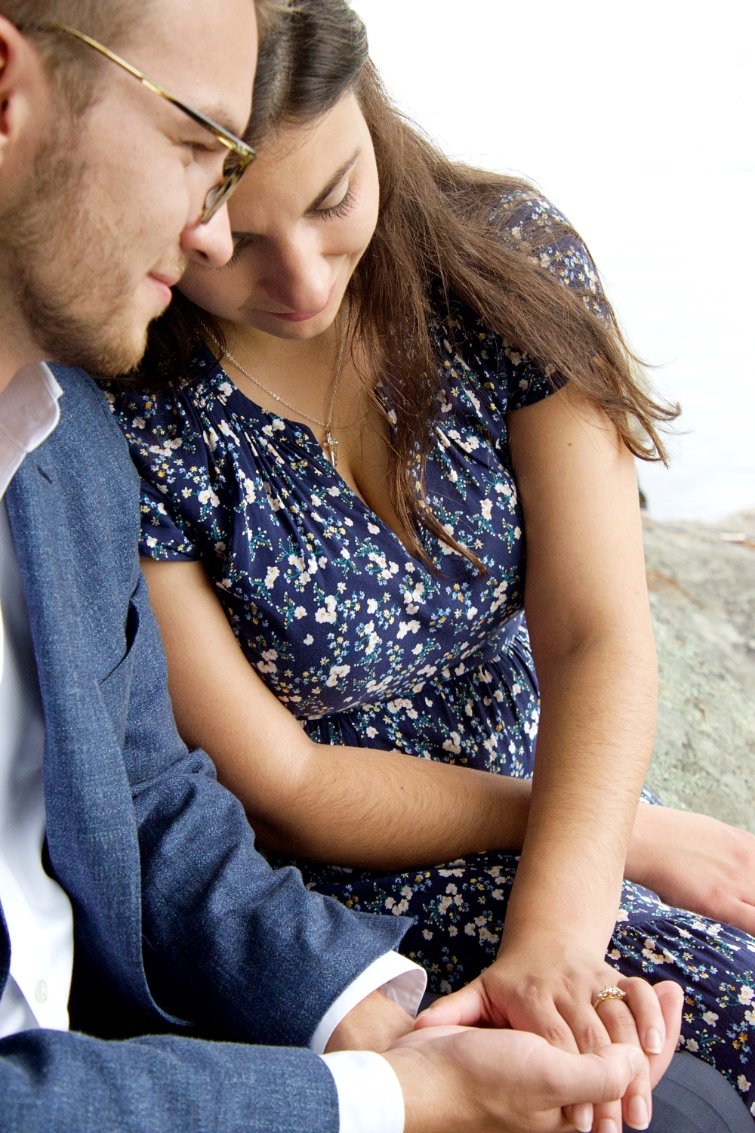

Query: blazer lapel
[4,398,147,1000]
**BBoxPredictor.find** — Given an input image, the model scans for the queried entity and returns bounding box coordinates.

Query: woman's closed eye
[228,232,258,264]
[316,184,357,222]
[226,186,358,266]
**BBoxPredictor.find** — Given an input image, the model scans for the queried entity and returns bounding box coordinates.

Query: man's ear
[0,16,48,162]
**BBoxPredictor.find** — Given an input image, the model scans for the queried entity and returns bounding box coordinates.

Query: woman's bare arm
[501,383,657,956]
[142,544,755,935]
[425,385,664,1082]
[141,555,531,867]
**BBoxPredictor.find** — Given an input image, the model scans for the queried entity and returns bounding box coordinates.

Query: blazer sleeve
[0,1029,338,1133]
[9,365,408,1050]
[4,365,407,1133]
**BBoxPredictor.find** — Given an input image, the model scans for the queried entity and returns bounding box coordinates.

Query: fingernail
[596,1122,619,1133]
[645,1027,663,1054]
[626,1094,650,1129]
[573,1103,592,1132]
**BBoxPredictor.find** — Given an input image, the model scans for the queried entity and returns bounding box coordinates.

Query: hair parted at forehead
[245,0,368,145]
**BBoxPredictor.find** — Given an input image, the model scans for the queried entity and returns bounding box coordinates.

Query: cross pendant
[323,430,339,468]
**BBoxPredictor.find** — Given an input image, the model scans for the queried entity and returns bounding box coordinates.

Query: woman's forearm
[143,558,531,869]
[243,738,532,867]
[498,634,657,954]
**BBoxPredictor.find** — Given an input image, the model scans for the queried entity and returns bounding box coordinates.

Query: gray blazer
[1,365,406,1132]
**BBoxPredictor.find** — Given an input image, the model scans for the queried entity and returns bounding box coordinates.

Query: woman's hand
[627,805,755,933]
[405,981,682,1133]
[416,935,670,1132]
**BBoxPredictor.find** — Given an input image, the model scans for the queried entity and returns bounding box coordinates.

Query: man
[0,4,747,1132]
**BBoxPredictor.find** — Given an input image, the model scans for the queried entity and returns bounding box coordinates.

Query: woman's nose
[263,240,333,313]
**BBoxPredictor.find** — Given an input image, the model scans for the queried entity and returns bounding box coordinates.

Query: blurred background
[352,0,754,522]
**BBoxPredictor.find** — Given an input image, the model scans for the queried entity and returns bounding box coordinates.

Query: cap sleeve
[490,188,610,326]
[445,190,611,414]
[103,384,207,562]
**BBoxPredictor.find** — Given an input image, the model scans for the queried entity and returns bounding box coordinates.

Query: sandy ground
[642,510,755,833]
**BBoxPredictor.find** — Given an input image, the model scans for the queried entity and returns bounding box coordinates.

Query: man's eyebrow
[193,104,248,139]
[307,149,361,211]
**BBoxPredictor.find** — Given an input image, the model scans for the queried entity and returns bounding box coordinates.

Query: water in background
[352,0,754,521]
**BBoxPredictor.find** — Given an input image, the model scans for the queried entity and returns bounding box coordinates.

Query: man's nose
[180,205,235,269]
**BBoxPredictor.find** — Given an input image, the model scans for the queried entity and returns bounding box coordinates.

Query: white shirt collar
[0,363,63,500]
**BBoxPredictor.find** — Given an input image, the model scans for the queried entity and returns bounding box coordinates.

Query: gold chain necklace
[201,322,347,468]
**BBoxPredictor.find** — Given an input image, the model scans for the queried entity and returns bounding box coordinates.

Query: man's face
[2,0,257,376]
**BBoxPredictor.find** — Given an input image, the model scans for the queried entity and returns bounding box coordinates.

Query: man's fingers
[542,1043,645,1107]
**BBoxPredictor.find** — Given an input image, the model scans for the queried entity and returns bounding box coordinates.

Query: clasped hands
[330,946,682,1133]
[412,936,683,1133]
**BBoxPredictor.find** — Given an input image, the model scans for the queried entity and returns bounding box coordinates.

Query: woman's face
[177,92,380,342]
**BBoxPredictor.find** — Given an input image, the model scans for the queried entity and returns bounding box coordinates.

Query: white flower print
[315,595,338,624]
[326,664,351,687]
[106,276,755,1108]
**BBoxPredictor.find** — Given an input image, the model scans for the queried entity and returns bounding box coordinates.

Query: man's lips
[148,272,181,305]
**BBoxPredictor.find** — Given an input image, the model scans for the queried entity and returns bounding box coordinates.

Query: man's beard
[1,130,153,377]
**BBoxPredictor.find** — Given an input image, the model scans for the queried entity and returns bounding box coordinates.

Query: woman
[106,0,755,1112]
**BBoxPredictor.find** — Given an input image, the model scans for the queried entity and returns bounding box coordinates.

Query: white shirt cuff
[322,1050,405,1133]
[310,951,426,1054]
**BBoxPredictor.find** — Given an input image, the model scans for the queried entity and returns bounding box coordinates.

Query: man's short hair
[5,1,288,117]
[3,3,146,115]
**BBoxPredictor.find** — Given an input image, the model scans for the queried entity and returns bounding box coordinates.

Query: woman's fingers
[618,976,667,1054]
[592,995,650,1131]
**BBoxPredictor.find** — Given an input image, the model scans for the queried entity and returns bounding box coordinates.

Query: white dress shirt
[0,363,72,1037]
[0,362,425,1132]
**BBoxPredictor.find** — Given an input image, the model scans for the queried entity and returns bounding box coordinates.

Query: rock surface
[643,510,755,833]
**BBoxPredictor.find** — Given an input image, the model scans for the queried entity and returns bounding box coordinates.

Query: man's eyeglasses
[22,22,256,224]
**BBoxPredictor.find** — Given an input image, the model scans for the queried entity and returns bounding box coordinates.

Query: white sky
[351,0,754,520]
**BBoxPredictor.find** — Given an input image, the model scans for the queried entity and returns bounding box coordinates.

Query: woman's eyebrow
[307,149,361,211]
[229,149,363,243]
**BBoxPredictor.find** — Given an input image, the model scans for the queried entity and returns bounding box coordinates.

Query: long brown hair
[139,0,678,567]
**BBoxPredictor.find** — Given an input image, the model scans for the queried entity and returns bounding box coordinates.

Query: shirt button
[35,979,48,1004]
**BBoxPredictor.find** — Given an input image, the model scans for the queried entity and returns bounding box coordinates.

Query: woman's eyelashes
[226,184,358,265]
[228,233,257,265]
[316,185,357,221]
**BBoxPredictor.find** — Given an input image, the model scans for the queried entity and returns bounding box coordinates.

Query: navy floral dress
[107,196,754,1111]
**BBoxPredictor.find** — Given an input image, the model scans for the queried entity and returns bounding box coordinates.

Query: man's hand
[415,943,667,1126]
[386,981,683,1133]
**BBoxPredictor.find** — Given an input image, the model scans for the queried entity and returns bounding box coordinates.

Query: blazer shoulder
[51,364,123,431]
[49,365,139,491]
